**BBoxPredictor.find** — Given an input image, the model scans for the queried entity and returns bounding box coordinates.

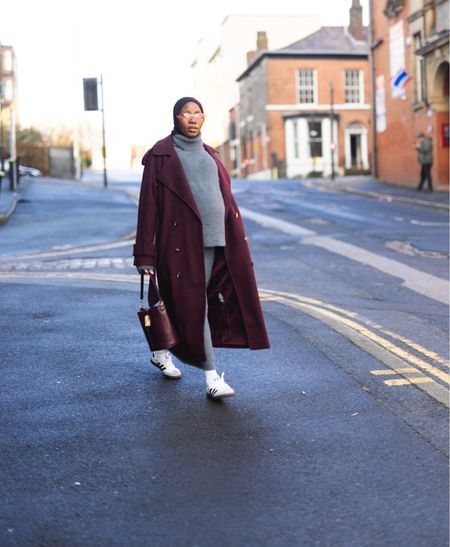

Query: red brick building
[370,0,449,188]
[233,1,372,179]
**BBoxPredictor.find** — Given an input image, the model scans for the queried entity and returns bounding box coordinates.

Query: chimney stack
[349,0,364,41]
[246,31,269,65]
[256,31,268,51]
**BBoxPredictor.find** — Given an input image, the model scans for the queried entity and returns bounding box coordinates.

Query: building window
[344,69,362,103]
[308,121,322,157]
[293,121,300,158]
[298,69,316,103]
[2,49,13,72]
[2,79,13,101]
[413,33,425,103]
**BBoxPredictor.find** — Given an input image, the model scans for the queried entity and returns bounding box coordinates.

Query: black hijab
[172,96,204,135]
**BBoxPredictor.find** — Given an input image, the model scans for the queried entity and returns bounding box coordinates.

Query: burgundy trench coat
[133,134,270,365]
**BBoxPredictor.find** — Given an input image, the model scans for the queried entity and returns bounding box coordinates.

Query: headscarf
[172,96,204,134]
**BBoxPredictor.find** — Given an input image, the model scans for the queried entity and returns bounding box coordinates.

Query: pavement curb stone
[0,178,32,224]
[313,176,449,211]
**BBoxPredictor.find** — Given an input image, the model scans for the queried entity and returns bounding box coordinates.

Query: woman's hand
[136,265,155,275]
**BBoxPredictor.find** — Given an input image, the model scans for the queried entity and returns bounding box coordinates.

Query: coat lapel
[152,136,201,220]
[151,134,232,222]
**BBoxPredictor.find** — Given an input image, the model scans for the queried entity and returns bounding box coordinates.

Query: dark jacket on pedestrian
[417,137,433,165]
[133,134,270,364]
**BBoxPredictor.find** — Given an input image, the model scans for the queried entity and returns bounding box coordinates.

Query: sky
[1,0,369,169]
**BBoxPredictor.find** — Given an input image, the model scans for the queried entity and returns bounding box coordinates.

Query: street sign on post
[83,78,98,111]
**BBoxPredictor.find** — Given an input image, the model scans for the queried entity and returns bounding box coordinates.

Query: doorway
[350,133,362,168]
[345,122,369,173]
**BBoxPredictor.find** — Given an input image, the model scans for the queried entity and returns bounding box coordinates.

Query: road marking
[0,237,135,261]
[385,378,434,386]
[410,220,449,226]
[261,288,449,407]
[0,270,447,407]
[239,207,315,237]
[0,271,136,282]
[262,288,449,368]
[240,207,449,305]
[267,293,449,384]
[370,368,422,375]
[304,235,449,305]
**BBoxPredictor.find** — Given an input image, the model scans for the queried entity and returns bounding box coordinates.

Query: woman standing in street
[133,96,270,400]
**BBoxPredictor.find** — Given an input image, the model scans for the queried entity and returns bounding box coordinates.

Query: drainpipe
[369,0,379,178]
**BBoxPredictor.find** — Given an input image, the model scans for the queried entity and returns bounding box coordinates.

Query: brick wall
[238,54,371,177]
[372,0,449,188]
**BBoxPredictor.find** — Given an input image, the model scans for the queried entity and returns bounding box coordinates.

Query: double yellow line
[0,268,447,407]
[259,288,449,407]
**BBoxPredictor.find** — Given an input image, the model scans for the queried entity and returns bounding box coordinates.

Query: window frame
[344,69,363,104]
[297,68,318,104]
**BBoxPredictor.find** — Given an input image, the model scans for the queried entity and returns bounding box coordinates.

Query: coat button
[173,221,177,226]
[244,235,248,241]
[176,272,181,278]
[235,212,239,218]
[175,248,180,252]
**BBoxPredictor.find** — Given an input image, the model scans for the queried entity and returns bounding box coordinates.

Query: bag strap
[140,273,161,309]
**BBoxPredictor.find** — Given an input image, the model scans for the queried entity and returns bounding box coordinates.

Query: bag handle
[140,273,162,309]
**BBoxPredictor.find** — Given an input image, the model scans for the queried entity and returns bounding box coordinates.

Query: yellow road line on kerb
[0,272,447,405]
[261,288,449,382]
[259,289,449,407]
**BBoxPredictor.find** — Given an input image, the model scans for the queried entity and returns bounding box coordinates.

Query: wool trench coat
[133,134,270,365]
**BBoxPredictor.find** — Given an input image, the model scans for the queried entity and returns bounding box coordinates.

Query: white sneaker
[206,372,235,400]
[150,351,181,379]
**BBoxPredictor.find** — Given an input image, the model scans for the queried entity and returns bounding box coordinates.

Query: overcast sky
[1,0,369,168]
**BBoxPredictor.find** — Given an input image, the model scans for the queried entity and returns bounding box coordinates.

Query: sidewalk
[0,175,31,224]
[315,175,449,210]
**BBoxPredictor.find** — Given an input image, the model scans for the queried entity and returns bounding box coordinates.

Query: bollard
[16,156,20,186]
[8,159,17,192]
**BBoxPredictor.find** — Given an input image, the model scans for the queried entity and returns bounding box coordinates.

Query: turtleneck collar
[173,132,203,151]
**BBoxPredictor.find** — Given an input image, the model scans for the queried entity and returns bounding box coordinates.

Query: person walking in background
[133,97,270,400]
[415,131,434,192]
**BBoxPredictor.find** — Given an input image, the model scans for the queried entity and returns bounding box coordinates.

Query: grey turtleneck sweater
[173,133,226,248]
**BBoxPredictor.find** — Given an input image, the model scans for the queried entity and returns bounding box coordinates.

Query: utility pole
[100,74,107,188]
[329,82,336,181]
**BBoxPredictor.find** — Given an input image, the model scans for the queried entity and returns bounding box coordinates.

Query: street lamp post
[257,122,268,174]
[329,82,336,180]
[369,0,379,178]
[9,100,17,191]
[100,74,108,189]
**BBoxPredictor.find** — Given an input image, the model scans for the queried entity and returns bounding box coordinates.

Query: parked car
[2,160,42,177]
[19,165,42,177]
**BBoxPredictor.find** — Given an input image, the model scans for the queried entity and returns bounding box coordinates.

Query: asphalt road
[0,175,448,547]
